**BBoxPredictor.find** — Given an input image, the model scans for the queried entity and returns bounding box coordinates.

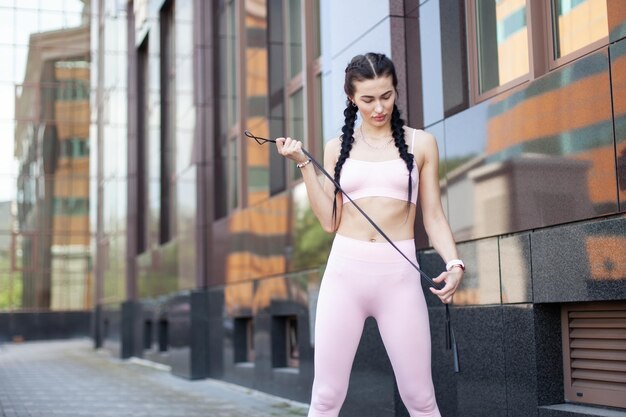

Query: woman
[276,52,464,417]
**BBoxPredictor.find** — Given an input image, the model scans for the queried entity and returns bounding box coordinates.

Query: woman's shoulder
[324,136,342,153]
[403,125,434,138]
[402,126,437,147]
[323,136,343,162]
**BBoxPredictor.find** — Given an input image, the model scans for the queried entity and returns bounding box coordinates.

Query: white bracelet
[296,158,312,168]
[446,259,465,272]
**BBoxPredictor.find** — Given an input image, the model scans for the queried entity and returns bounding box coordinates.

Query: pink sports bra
[340,129,419,205]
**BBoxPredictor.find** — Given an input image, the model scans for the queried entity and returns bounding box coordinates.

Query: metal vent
[562,303,626,409]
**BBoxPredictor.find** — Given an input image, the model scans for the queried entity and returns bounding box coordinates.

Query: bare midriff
[336,196,416,242]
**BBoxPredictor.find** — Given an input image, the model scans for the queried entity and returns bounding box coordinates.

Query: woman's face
[351,75,396,130]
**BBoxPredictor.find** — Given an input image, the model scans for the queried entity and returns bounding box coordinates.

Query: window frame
[215,0,242,218]
[226,126,241,213]
[545,0,610,70]
[216,0,321,209]
[159,0,175,244]
[304,0,323,163]
[466,0,533,103]
[268,0,322,189]
[466,0,612,105]
[282,0,306,184]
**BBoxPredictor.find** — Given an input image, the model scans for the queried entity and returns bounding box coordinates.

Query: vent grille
[563,304,626,409]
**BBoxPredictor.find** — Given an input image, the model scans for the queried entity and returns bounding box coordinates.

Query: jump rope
[245,130,460,373]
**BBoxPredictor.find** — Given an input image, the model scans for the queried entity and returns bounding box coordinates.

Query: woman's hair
[332,52,414,226]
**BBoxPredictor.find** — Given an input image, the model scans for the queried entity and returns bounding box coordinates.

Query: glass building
[0,0,92,338]
[1,0,626,416]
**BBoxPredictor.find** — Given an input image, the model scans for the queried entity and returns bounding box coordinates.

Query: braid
[391,104,414,207]
[332,102,358,225]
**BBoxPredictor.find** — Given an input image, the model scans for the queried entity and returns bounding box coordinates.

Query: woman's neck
[360,123,393,139]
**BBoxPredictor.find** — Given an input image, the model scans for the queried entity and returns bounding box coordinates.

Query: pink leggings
[308,234,440,417]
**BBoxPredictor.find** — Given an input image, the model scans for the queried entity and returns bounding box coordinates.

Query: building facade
[89,1,626,416]
[0,0,92,340]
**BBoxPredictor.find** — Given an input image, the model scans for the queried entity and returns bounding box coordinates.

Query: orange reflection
[586,235,626,280]
[464,51,617,238]
[225,192,291,314]
[554,0,608,58]
[245,0,270,206]
[225,282,254,316]
[613,42,626,203]
[487,72,611,154]
[254,276,288,312]
[495,0,529,86]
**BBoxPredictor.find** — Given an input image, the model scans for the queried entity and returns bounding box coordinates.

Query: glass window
[244,0,270,205]
[228,138,239,210]
[223,0,238,128]
[269,101,287,195]
[286,316,299,368]
[287,0,302,79]
[312,0,321,58]
[271,315,299,368]
[315,73,323,159]
[56,79,89,101]
[52,197,89,216]
[289,87,304,180]
[551,0,608,60]
[59,138,89,159]
[0,271,22,311]
[268,0,286,196]
[215,0,239,218]
[475,0,529,94]
[159,0,175,244]
[234,317,255,363]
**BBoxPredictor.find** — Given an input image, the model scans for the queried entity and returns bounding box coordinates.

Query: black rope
[245,130,459,373]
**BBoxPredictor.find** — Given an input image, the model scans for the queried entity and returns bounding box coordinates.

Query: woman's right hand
[276,137,308,165]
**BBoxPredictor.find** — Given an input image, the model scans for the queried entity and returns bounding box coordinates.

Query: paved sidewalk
[0,339,309,417]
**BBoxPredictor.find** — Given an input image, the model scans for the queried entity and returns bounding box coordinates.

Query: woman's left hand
[429,269,464,304]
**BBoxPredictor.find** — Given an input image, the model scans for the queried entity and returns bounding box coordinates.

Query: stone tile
[534,304,565,406]
[503,305,538,417]
[0,340,308,417]
[454,306,507,417]
[531,215,626,303]
[500,233,532,304]
[428,305,458,417]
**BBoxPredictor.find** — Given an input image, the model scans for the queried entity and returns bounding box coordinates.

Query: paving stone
[0,340,309,417]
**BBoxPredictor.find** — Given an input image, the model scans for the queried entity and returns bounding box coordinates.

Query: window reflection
[5,1,92,311]
[475,0,529,94]
[290,87,305,180]
[215,0,240,218]
[245,0,270,205]
[286,315,299,368]
[229,139,239,210]
[552,0,608,59]
[444,54,616,241]
[287,0,302,78]
[234,316,255,363]
[268,0,287,195]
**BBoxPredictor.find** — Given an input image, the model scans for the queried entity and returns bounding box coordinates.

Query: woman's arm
[417,131,464,304]
[276,136,342,232]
